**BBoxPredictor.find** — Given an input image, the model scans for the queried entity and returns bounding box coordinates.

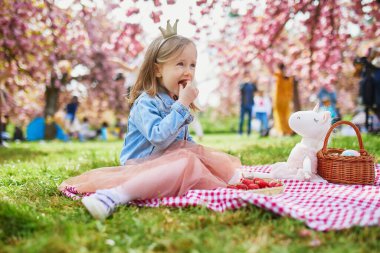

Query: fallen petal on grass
[299,228,312,237]
[309,238,322,247]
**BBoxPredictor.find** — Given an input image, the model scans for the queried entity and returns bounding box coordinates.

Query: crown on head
[159,19,179,39]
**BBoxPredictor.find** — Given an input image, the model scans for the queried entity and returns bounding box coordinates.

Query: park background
[1,0,379,130]
[1,0,380,252]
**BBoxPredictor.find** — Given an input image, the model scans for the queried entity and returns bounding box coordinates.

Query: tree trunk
[0,85,3,147]
[0,69,11,147]
[44,77,60,140]
[293,78,301,111]
[44,82,60,117]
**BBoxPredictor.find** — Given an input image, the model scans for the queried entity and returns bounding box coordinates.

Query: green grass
[0,133,379,253]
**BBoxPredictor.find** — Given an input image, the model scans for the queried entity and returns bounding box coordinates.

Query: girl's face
[155,43,197,97]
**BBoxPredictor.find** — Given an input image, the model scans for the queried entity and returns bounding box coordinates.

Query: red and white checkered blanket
[61,164,380,231]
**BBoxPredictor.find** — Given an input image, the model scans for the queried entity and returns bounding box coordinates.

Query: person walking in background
[317,82,337,115]
[354,48,380,132]
[253,90,272,137]
[238,70,257,136]
[320,97,339,124]
[0,115,10,142]
[65,96,80,137]
[99,122,109,141]
[79,117,97,141]
[272,63,293,136]
[65,96,79,124]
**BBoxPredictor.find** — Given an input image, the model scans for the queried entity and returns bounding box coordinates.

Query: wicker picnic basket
[317,121,376,185]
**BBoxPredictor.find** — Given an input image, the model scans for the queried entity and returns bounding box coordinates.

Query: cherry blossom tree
[127,0,379,113]
[0,0,143,128]
[203,0,379,112]
[1,0,379,128]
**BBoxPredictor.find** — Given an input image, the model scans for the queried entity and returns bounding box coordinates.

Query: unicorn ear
[313,102,320,112]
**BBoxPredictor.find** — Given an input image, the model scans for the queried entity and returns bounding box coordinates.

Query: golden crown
[159,19,179,39]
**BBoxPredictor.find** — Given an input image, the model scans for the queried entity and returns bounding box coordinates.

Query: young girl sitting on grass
[59,20,242,220]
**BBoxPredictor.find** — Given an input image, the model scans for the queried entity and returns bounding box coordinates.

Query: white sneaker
[81,193,115,220]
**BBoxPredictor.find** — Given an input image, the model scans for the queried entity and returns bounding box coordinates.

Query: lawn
[0,133,379,253]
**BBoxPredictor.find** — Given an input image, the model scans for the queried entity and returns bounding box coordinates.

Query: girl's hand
[178,81,198,108]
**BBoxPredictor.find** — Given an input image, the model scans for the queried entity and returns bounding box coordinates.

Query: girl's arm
[133,98,192,149]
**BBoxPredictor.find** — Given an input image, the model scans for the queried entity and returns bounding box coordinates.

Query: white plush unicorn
[251,103,331,182]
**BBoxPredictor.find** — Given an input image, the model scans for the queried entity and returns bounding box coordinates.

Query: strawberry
[241,178,254,185]
[248,183,260,190]
[236,184,248,190]
[227,185,238,189]
[257,181,269,188]
[253,178,265,184]
[268,181,278,187]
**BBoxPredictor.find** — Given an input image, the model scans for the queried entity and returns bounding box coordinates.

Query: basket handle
[322,120,366,154]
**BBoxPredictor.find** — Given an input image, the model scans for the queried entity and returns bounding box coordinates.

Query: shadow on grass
[0,201,47,243]
[228,144,293,165]
[0,147,49,164]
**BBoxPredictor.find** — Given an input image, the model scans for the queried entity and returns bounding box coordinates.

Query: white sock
[228,170,243,185]
[97,188,132,205]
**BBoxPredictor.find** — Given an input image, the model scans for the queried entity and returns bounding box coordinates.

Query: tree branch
[308,0,322,84]
[323,0,336,67]
[267,0,313,49]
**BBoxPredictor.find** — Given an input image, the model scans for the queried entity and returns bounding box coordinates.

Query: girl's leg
[112,156,199,202]
[82,150,229,220]
[114,150,239,200]
[82,158,194,220]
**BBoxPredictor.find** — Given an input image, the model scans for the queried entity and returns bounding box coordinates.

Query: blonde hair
[128,35,198,110]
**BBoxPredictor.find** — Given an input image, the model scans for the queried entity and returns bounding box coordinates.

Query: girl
[59,20,242,220]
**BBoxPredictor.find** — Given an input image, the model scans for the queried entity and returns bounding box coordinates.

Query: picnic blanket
[61,164,380,231]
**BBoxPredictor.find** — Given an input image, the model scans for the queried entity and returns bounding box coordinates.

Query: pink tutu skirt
[59,141,241,200]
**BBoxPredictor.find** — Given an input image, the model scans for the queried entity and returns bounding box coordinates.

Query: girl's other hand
[178,81,198,108]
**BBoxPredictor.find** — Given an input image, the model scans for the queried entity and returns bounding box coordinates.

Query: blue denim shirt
[120,91,194,165]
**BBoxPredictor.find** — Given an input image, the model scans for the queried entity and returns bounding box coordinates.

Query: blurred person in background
[238,70,257,136]
[253,90,272,137]
[272,63,293,136]
[354,47,380,132]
